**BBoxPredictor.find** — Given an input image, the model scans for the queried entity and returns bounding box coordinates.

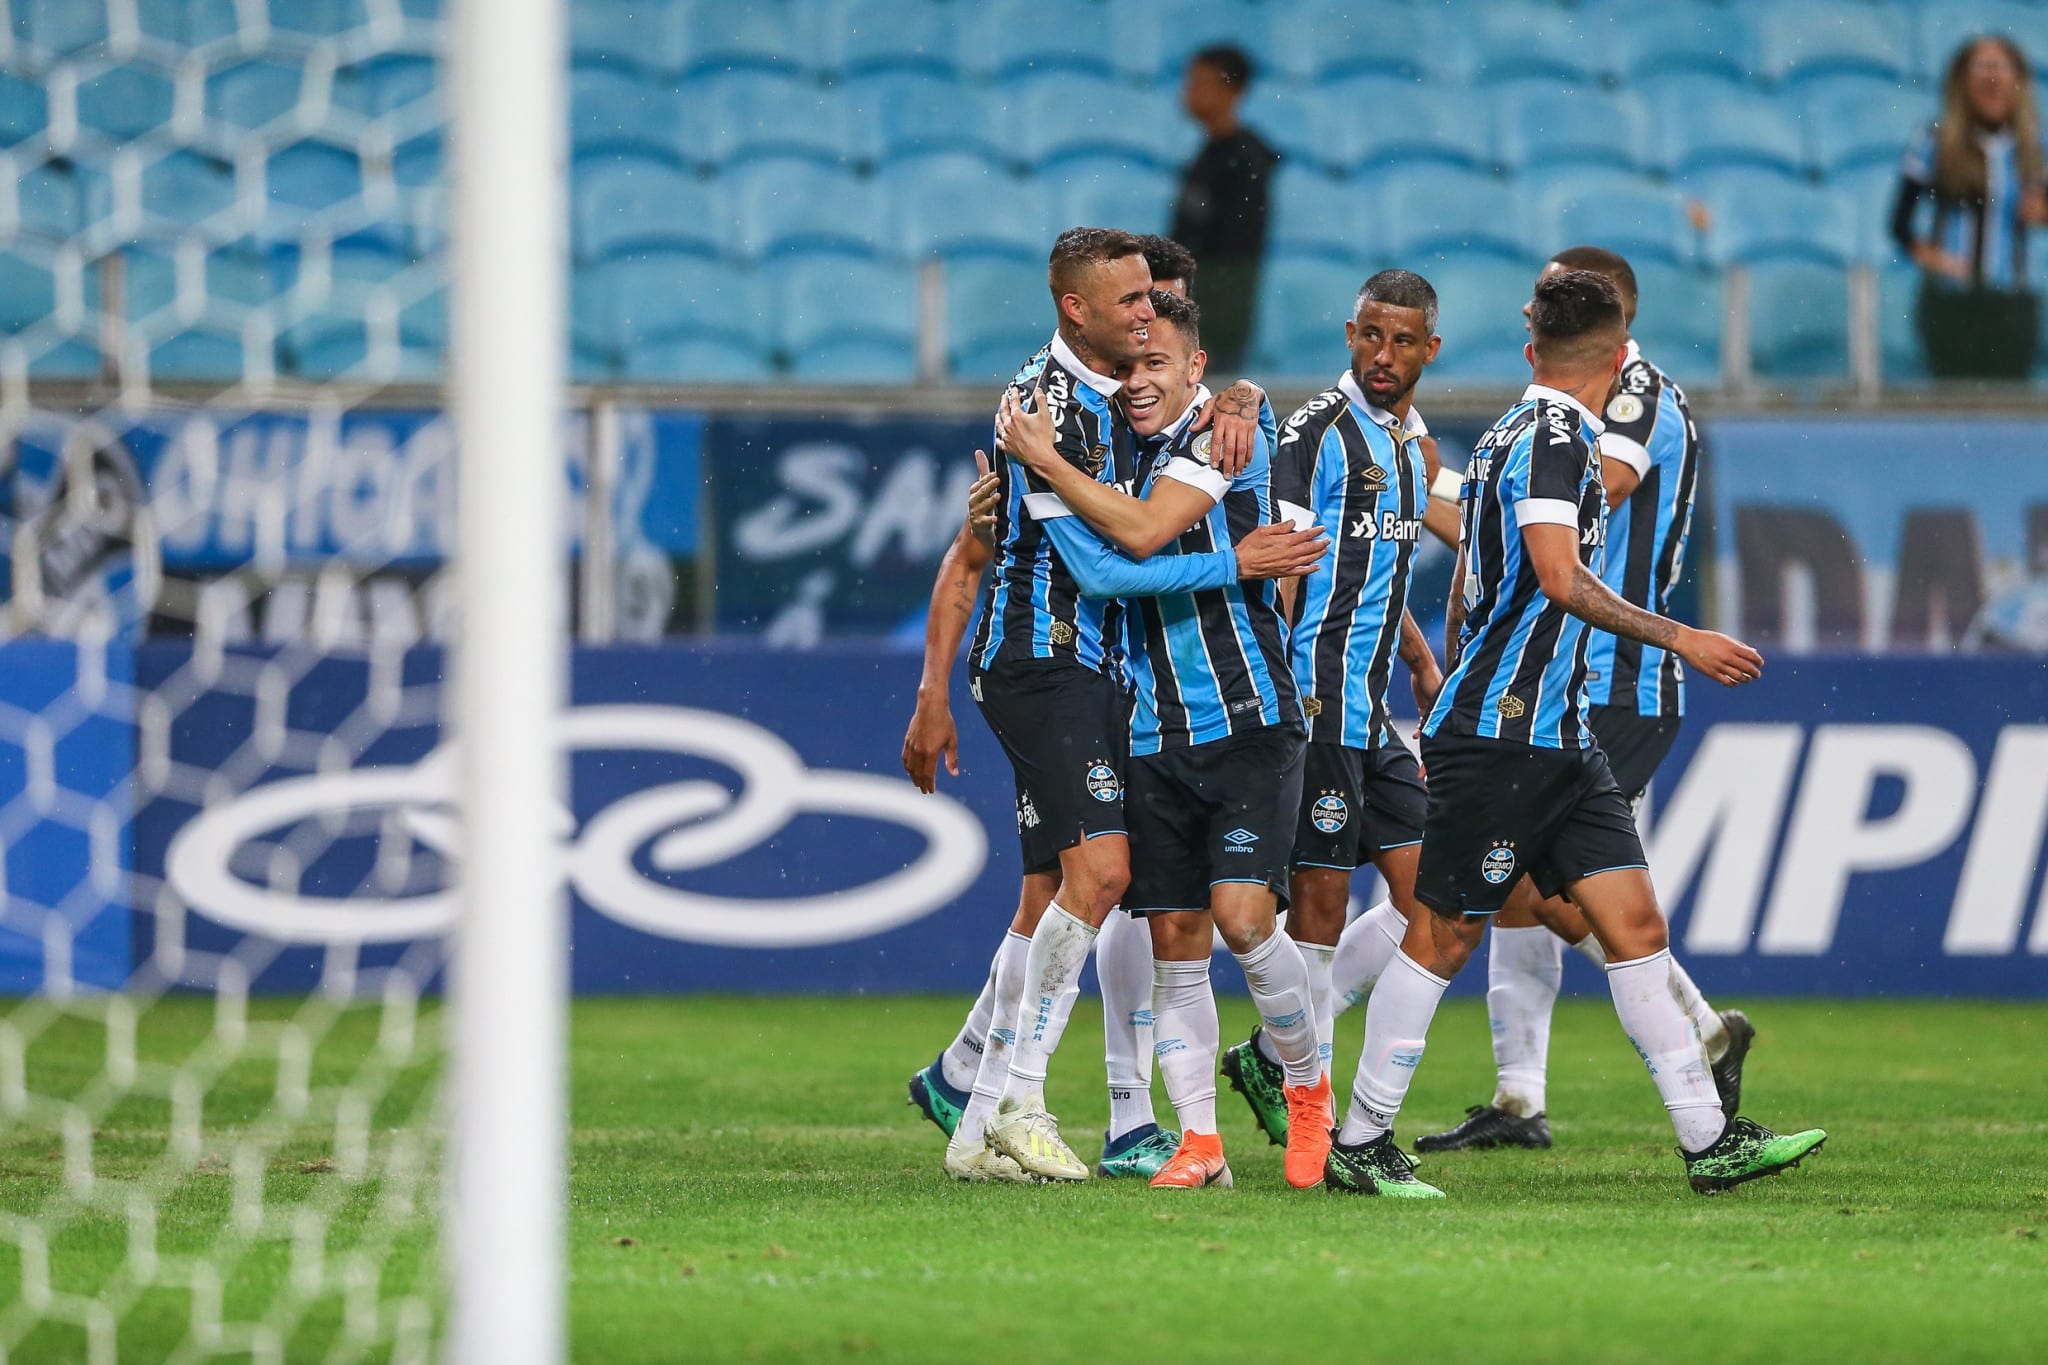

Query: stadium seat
[265,0,369,42]
[1628,261,1724,387]
[1746,260,1851,379]
[1751,3,1913,87]
[0,253,58,332]
[334,54,438,121]
[570,0,690,78]
[149,329,254,380]
[570,68,688,168]
[1652,76,1807,177]
[11,0,110,58]
[1425,255,1540,384]
[1267,165,1378,263]
[701,72,868,169]
[16,160,86,240]
[958,0,1122,81]
[1697,167,1859,266]
[884,153,1051,263]
[1116,0,1276,86]
[392,131,439,188]
[679,3,809,78]
[1334,76,1491,174]
[1241,88,1351,177]
[1493,86,1650,174]
[1469,3,1610,87]
[1530,169,1695,267]
[1877,260,1927,382]
[1004,73,1194,171]
[137,0,244,47]
[1803,75,1933,176]
[122,239,277,326]
[263,140,364,235]
[1051,154,1176,237]
[76,65,177,142]
[1249,252,1367,377]
[1602,5,1752,85]
[1917,2,2048,83]
[1290,1,1437,83]
[0,72,49,146]
[631,337,775,382]
[854,72,1002,166]
[1367,164,1531,263]
[1830,162,1908,266]
[944,257,1051,381]
[728,158,886,261]
[828,0,958,80]
[140,149,239,233]
[207,61,306,132]
[577,252,772,380]
[574,155,728,263]
[776,255,917,378]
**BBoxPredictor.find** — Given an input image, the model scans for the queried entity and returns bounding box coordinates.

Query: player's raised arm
[996,383,1214,557]
[1192,377,1268,476]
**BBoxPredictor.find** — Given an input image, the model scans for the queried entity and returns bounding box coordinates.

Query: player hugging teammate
[900,229,1828,1198]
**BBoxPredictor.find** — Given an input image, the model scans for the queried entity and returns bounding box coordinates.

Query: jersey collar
[1162,383,1213,442]
[1050,331,1122,396]
[1521,382,1606,438]
[1338,370,1429,440]
[1624,338,1642,366]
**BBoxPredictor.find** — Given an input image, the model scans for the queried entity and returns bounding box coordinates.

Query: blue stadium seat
[958,0,1121,81]
[17,160,85,239]
[1117,0,1275,86]
[574,155,727,263]
[632,338,775,382]
[1746,260,1850,379]
[11,0,110,57]
[1696,168,1858,266]
[0,71,48,145]
[76,65,175,142]
[1051,154,1176,237]
[777,255,917,379]
[392,131,439,188]
[570,68,687,168]
[1628,262,1724,387]
[577,252,773,380]
[1877,260,1926,382]
[1918,2,2048,83]
[0,253,57,332]
[829,0,958,79]
[1803,75,1932,177]
[1005,73,1193,171]
[1289,2,1437,83]
[885,153,1051,262]
[1830,163,1905,266]
[138,0,243,47]
[207,61,303,131]
[728,158,886,260]
[122,239,277,324]
[854,72,1002,166]
[1241,88,1351,177]
[148,330,250,379]
[1367,165,1530,263]
[1267,165,1378,263]
[1530,169,1695,266]
[264,140,363,234]
[141,149,237,232]
[680,2,809,78]
[266,0,369,41]
[1250,253,1366,377]
[1493,86,1649,174]
[1653,77,1806,177]
[702,72,868,169]
[1425,256,1540,384]
[334,54,437,120]
[1602,5,1751,84]
[1335,76,1491,174]
[571,0,689,78]
[943,257,1047,381]
[1752,3,1912,87]
[1469,3,1610,86]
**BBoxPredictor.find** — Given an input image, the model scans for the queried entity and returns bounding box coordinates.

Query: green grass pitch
[4,996,2044,1362]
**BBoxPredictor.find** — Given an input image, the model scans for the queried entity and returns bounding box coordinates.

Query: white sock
[1095,908,1160,1140]
[1299,942,1336,1074]
[1152,958,1220,1134]
[1330,899,1406,1020]
[1671,958,1731,1063]
[1233,932,1321,1087]
[955,931,1030,1147]
[1571,931,1607,966]
[999,902,1098,1111]
[1337,949,1448,1145]
[1487,925,1563,1117]
[1606,948,1726,1153]
[940,935,1005,1093]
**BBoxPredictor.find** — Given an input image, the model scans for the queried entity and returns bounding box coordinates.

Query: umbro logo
[1223,828,1258,852]
[1357,463,1389,492]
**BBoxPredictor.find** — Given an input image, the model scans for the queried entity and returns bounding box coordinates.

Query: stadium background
[0,0,2044,1005]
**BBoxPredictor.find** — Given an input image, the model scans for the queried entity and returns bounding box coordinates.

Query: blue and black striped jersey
[970,334,1137,678]
[1898,124,2039,289]
[1124,390,1300,754]
[1424,385,1608,750]
[1272,370,1429,751]
[1585,342,1700,719]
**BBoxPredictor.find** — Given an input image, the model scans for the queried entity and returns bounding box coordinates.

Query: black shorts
[1292,739,1427,872]
[1588,704,1682,803]
[972,659,1130,873]
[1125,726,1306,915]
[1414,733,1646,916]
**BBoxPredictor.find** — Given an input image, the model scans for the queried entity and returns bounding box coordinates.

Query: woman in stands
[1895,35,2048,380]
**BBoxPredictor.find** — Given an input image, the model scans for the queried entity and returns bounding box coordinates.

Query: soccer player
[996,290,1335,1190]
[1216,270,1450,1148]
[1416,247,1749,1155]
[1138,234,1197,296]
[1325,270,1827,1198]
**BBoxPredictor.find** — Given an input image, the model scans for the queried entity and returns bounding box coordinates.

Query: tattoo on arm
[1563,563,1679,649]
[1397,612,1431,671]
[1445,559,1467,672]
[1215,380,1260,419]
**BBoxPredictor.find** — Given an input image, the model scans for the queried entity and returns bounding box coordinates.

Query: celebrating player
[1418,246,1753,1155]
[1326,269,1827,1198]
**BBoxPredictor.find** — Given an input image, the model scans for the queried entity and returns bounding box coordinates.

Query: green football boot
[1221,1030,1290,1146]
[1683,1116,1827,1195]
[1096,1123,1183,1179]
[906,1055,967,1138]
[1324,1131,1445,1198]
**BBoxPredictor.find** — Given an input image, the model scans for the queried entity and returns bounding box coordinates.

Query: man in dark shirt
[1170,46,1279,371]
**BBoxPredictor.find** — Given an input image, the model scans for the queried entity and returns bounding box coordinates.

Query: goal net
[0,2,564,1360]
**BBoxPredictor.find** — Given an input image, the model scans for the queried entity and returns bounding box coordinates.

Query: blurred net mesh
[1,1,451,1359]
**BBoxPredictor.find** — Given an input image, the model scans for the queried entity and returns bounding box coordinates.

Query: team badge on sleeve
[1480,842,1517,885]
[1607,394,1644,424]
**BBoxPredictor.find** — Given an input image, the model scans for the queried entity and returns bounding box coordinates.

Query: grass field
[4,995,2045,1362]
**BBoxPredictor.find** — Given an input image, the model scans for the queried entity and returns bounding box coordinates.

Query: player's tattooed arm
[1195,379,1267,477]
[1397,608,1444,717]
[901,476,994,793]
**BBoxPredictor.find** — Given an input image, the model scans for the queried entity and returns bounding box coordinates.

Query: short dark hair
[1138,234,1198,287]
[1527,269,1627,372]
[1548,245,1639,325]
[1148,288,1201,349]
[1355,268,1438,336]
[1048,226,1150,300]
[1192,44,1253,89]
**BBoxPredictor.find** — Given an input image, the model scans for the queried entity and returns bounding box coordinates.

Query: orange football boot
[1147,1131,1234,1189]
[1283,1076,1335,1187]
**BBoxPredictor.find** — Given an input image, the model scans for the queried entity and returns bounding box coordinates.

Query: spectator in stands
[1894,35,2048,379]
[1170,46,1278,370]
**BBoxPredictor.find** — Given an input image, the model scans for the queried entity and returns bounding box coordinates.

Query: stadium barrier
[2,641,2040,999]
